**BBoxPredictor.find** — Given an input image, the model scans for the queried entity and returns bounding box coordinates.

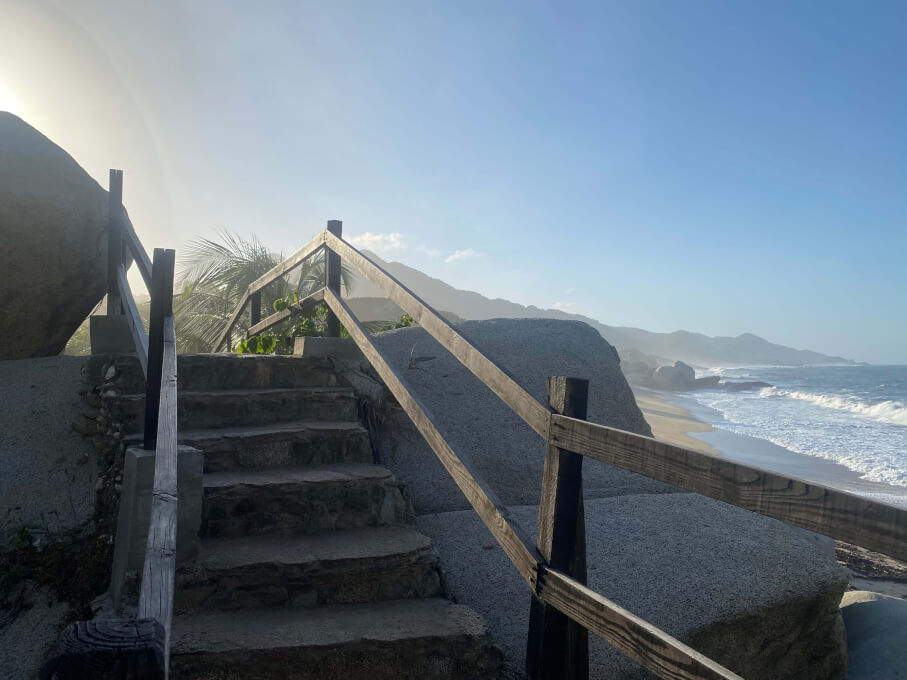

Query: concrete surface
[0,585,69,680]
[0,356,97,543]
[110,445,203,609]
[294,335,365,360]
[418,494,849,679]
[841,591,907,680]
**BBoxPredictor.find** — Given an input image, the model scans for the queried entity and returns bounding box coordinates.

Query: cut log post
[527,376,589,680]
[144,249,175,450]
[107,169,124,315]
[39,618,165,680]
[324,220,342,337]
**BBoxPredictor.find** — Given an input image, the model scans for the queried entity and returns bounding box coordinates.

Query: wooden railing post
[107,169,124,315]
[144,248,176,450]
[527,376,589,680]
[325,219,342,337]
[250,291,261,329]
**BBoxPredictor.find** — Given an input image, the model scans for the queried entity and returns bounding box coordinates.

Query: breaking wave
[760,388,907,427]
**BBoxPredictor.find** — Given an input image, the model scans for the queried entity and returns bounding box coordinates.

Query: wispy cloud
[552,301,577,311]
[445,248,484,263]
[417,245,441,258]
[348,232,405,253]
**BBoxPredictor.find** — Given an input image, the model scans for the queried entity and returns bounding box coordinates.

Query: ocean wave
[759,387,907,426]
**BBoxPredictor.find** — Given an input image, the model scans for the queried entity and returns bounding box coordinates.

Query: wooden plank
[324,288,542,585]
[116,264,149,375]
[213,288,249,352]
[325,220,343,337]
[138,315,178,677]
[40,618,165,680]
[538,568,742,680]
[247,231,326,296]
[528,377,589,680]
[144,250,175,451]
[107,169,124,315]
[250,291,261,328]
[324,231,551,439]
[246,289,325,338]
[551,415,907,562]
[117,207,153,291]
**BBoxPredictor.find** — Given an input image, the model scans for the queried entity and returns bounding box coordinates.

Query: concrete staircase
[111,353,502,679]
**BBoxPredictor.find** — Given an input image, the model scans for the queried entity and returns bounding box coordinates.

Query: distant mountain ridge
[348,251,856,367]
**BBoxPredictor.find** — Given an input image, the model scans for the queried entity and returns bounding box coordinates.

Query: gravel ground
[371,318,676,515]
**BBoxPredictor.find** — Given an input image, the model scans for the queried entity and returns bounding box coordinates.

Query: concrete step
[177,421,373,473]
[113,387,359,434]
[201,464,415,539]
[176,526,442,613]
[170,598,504,680]
[90,353,346,392]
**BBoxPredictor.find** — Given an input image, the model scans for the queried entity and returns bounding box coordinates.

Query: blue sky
[2,1,905,363]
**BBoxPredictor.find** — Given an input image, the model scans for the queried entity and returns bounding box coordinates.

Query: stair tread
[125,420,367,444]
[194,526,432,571]
[171,598,488,654]
[118,386,355,399]
[203,463,394,489]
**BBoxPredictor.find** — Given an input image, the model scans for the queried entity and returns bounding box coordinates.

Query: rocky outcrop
[0,113,108,359]
[652,360,696,390]
[346,318,849,678]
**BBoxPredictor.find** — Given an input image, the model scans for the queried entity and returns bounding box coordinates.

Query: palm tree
[175,229,353,352]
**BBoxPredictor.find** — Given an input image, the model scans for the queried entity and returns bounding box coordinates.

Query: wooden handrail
[247,288,325,339]
[116,263,149,375]
[217,224,907,680]
[537,568,742,680]
[118,207,153,291]
[549,415,907,562]
[323,288,542,584]
[324,231,551,439]
[137,313,177,676]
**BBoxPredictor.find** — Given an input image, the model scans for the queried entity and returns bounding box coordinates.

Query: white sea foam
[759,387,907,426]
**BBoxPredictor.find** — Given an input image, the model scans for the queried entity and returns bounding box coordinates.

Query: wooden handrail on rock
[214,222,907,680]
[43,171,180,680]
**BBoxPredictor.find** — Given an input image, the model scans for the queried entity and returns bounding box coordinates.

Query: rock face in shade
[0,112,108,359]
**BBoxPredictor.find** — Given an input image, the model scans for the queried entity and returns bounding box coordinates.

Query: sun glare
[0,80,24,116]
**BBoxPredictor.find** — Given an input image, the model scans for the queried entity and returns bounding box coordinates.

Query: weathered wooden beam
[144,249,175,451]
[116,264,149,375]
[246,231,326,296]
[106,169,124,315]
[246,289,325,338]
[324,231,551,439]
[324,288,542,585]
[40,618,165,680]
[528,377,589,680]
[324,220,342,337]
[537,568,742,680]
[550,416,907,562]
[249,291,261,328]
[213,288,249,352]
[138,315,178,676]
[117,208,153,291]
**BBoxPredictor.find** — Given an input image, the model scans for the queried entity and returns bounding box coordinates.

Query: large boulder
[653,360,696,390]
[337,318,848,678]
[0,113,108,359]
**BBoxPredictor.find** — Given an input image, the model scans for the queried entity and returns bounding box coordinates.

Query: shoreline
[632,384,907,598]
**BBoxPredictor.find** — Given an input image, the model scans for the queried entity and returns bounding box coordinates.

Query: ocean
[682,365,907,499]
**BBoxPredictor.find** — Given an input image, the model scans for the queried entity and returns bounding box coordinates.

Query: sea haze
[687,365,907,489]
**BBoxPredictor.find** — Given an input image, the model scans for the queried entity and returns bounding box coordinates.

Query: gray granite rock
[0,113,110,358]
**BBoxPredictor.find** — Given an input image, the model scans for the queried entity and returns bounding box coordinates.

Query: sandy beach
[632,385,907,601]
[631,386,718,455]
